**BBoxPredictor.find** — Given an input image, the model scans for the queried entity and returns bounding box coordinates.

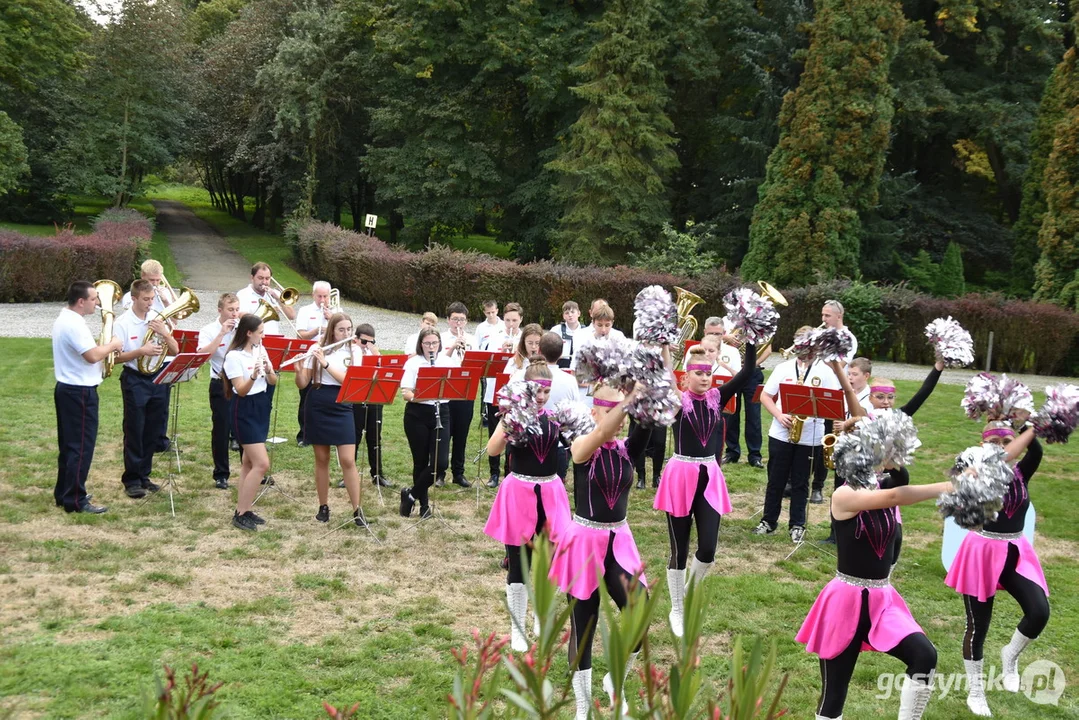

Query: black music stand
[147,352,210,516]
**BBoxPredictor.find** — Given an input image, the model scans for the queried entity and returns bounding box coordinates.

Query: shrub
[0,211,149,302]
[288,220,1079,375]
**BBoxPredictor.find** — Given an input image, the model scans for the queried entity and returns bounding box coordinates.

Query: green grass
[0,338,1076,718]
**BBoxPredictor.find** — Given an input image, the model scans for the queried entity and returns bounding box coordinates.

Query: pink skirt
[795,576,923,660]
[549,517,646,601]
[944,532,1048,603]
[483,472,571,546]
[654,455,730,517]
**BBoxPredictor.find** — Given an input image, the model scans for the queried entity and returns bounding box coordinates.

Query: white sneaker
[752,521,776,535]
[790,526,805,544]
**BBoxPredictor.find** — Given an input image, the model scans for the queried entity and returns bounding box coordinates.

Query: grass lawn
[0,341,1076,718]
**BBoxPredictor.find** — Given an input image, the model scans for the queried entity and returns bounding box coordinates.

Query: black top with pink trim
[572,425,650,524]
[983,438,1042,535]
[672,351,755,457]
[508,414,562,477]
[835,507,898,581]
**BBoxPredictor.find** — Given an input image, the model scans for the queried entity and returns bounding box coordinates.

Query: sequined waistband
[572,515,628,531]
[835,571,891,588]
[511,472,559,484]
[670,453,717,464]
[974,529,1023,541]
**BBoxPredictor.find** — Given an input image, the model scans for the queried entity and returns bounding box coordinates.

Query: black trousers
[446,399,474,480]
[208,379,230,482]
[296,385,309,442]
[54,382,100,511]
[485,402,508,477]
[120,368,169,490]
[403,402,449,507]
[723,366,764,461]
[157,383,172,450]
[629,420,666,482]
[812,419,833,492]
[762,436,815,529]
[352,402,383,476]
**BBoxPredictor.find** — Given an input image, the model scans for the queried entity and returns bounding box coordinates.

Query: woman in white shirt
[295,313,368,527]
[223,314,278,532]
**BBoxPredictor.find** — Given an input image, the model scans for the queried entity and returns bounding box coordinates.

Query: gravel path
[3,201,1073,389]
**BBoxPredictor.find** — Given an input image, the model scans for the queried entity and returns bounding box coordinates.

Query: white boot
[602,650,638,716]
[572,668,593,720]
[897,676,933,720]
[964,659,992,716]
[506,583,528,652]
[533,607,541,637]
[815,715,842,720]
[685,556,713,589]
[667,569,686,638]
[1000,629,1032,693]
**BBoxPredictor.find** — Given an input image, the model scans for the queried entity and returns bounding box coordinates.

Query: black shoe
[749,457,764,469]
[652,476,660,489]
[315,504,330,523]
[722,452,739,465]
[57,493,94,508]
[156,438,172,453]
[452,475,471,488]
[243,510,266,526]
[372,475,394,488]
[68,502,108,514]
[353,507,369,527]
[810,489,824,504]
[232,511,256,531]
[296,439,308,448]
[214,478,229,490]
[418,505,432,519]
[434,475,445,488]
[230,439,240,452]
[500,556,510,571]
[486,474,500,489]
[336,479,345,488]
[821,533,836,545]
[635,477,645,490]
[261,475,275,486]
[124,486,147,499]
[399,488,415,517]
[144,481,161,493]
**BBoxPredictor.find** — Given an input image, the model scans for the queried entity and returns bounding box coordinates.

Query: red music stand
[489,372,511,406]
[683,339,701,356]
[415,367,481,402]
[462,350,514,378]
[673,370,737,414]
[172,328,201,355]
[778,383,847,421]
[336,366,404,405]
[359,353,407,369]
[262,335,316,373]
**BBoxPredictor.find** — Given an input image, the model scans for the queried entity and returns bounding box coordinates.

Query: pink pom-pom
[924,317,974,368]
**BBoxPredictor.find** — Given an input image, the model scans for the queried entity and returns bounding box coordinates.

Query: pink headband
[530,378,552,387]
[982,427,1016,440]
[592,397,619,408]
[686,364,711,373]
[870,385,896,394]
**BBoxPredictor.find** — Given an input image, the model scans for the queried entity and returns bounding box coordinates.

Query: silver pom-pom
[790,327,817,359]
[496,380,542,444]
[924,316,974,368]
[812,327,854,363]
[938,444,1012,529]
[832,410,921,490]
[626,380,680,428]
[1031,383,1079,444]
[633,285,679,345]
[961,373,1034,421]
[573,339,637,391]
[550,399,596,443]
[722,288,779,344]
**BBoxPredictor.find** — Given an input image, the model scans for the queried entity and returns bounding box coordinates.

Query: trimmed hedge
[0,209,151,302]
[288,220,1079,375]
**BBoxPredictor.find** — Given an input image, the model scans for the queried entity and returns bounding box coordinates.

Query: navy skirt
[303,384,356,446]
[230,390,271,445]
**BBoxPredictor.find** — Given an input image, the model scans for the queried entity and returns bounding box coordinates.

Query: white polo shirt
[197,320,235,379]
[236,285,282,336]
[295,302,328,339]
[121,290,167,314]
[475,319,505,350]
[52,308,102,386]
[763,358,842,446]
[113,309,154,372]
[402,353,457,405]
[440,330,476,366]
[224,348,270,395]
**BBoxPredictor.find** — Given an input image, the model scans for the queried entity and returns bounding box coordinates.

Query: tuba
[137,287,200,374]
[671,286,704,366]
[94,279,122,379]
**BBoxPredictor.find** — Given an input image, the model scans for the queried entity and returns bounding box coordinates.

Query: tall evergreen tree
[1034,105,1079,309]
[935,241,966,297]
[741,0,905,285]
[547,0,678,264]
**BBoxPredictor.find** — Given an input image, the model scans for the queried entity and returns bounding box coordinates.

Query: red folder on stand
[489,372,512,406]
[336,365,404,405]
[154,352,210,385]
[262,336,316,373]
[415,367,480,402]
[359,353,407,369]
[778,383,847,421]
[673,370,738,414]
[462,350,514,378]
[172,329,201,355]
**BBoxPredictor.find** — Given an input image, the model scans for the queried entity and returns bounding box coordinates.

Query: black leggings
[666,466,721,569]
[569,539,647,671]
[505,486,548,584]
[818,590,937,718]
[962,542,1051,661]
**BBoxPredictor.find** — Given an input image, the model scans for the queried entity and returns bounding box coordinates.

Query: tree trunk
[984,139,1021,224]
[114,99,130,208]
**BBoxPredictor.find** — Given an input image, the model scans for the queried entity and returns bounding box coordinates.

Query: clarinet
[430,351,442,430]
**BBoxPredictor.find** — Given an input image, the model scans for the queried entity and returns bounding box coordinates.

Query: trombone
[264,277,300,335]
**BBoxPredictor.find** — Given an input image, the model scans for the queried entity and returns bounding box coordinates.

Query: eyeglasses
[358,338,375,345]
[421,341,441,348]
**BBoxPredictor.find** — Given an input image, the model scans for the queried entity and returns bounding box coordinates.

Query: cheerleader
[655,342,755,637]
[550,384,649,719]
[484,321,543,488]
[295,313,368,526]
[399,328,455,518]
[223,314,277,532]
[946,421,1044,716]
[796,413,950,720]
[483,358,572,652]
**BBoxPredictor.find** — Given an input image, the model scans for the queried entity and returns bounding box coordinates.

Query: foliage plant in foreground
[143,664,223,720]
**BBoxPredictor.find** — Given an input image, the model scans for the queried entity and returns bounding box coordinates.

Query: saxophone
[822,431,838,468]
[787,365,807,443]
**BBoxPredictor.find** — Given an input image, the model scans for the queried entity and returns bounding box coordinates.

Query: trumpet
[94,279,122,379]
[451,327,472,357]
[137,286,200,374]
[279,337,354,369]
[780,323,826,360]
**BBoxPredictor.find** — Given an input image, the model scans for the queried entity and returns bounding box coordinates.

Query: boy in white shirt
[197,293,241,489]
[475,300,504,351]
[549,300,584,369]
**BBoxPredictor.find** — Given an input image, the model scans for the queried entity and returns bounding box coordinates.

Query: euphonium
[822,432,838,469]
[254,298,280,325]
[788,414,807,444]
[94,279,122,379]
[137,287,200,374]
[671,286,704,366]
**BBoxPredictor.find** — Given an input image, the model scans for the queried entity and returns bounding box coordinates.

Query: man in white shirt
[438,301,476,488]
[752,329,842,544]
[198,293,241,490]
[570,300,621,404]
[483,302,524,486]
[811,299,860,503]
[52,281,123,514]
[349,323,393,488]
[292,280,335,445]
[235,261,297,337]
[114,279,180,499]
[549,300,585,369]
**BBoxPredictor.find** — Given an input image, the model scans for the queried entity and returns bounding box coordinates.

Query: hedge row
[288,220,1079,375]
[0,209,151,302]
